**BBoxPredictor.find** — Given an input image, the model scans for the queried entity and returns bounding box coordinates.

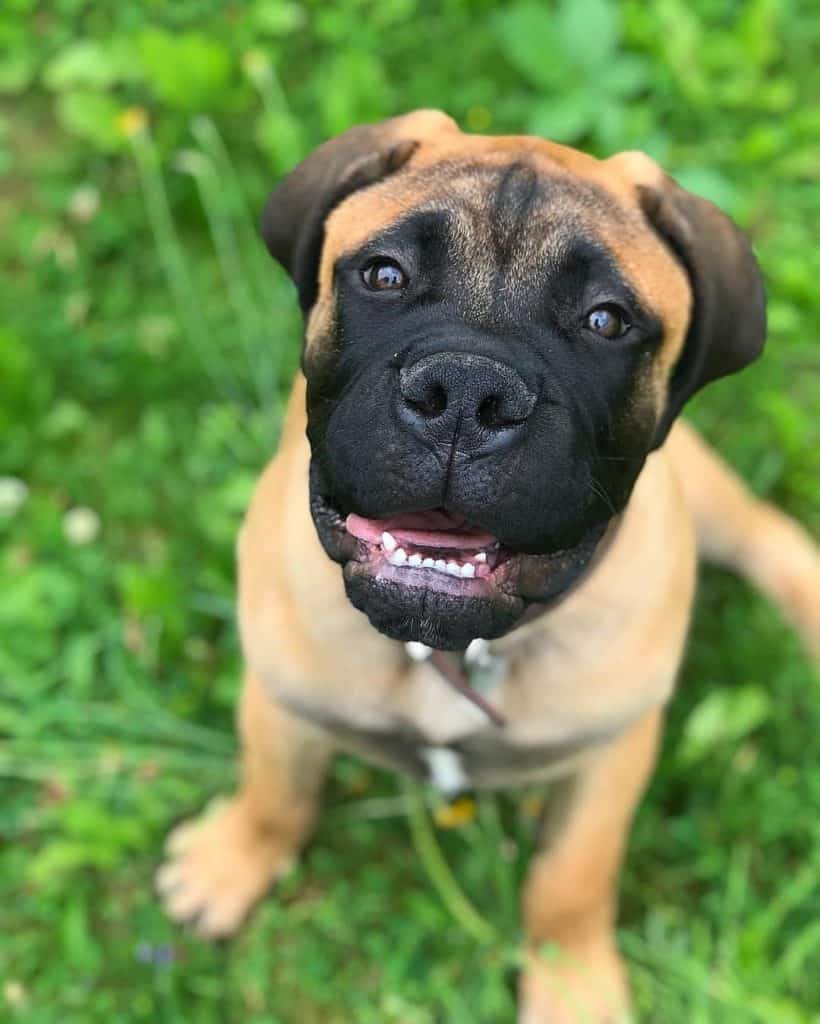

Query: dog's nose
[397,352,536,452]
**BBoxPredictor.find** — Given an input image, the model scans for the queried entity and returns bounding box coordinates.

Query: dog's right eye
[584,304,630,339]
[362,259,407,291]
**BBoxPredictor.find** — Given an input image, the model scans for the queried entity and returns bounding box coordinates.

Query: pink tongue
[346,512,496,551]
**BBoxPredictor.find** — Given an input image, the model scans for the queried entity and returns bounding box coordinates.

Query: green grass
[1,1,819,1021]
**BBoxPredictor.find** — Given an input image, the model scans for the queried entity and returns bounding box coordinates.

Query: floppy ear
[610,154,767,446]
[260,110,457,313]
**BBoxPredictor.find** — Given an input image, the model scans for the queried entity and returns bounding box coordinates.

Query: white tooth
[408,553,423,567]
[389,547,407,566]
[381,531,397,552]
[461,562,475,578]
[446,561,461,576]
[422,557,435,568]
[474,552,487,563]
[405,641,432,661]
[434,559,447,573]
[465,638,490,663]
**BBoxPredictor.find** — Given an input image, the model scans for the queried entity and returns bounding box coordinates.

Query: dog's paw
[518,943,632,1024]
[155,797,294,939]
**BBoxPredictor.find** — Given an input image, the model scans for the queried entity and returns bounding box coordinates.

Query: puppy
[157,111,820,1023]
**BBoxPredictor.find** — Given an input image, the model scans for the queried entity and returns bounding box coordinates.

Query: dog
[156,110,820,1022]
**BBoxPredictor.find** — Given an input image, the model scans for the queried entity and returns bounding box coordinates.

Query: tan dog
[156,111,820,1023]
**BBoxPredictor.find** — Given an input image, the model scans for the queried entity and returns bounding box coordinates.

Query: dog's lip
[313,483,610,603]
[345,510,497,551]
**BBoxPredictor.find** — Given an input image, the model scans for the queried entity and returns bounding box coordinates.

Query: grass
[1,1,819,1021]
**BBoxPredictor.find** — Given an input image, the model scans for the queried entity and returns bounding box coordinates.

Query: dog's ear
[261,110,457,313]
[608,152,767,446]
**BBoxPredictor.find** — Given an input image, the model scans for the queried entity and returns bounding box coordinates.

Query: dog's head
[261,110,766,650]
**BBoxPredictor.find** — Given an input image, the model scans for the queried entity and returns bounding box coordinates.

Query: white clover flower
[64,291,91,327]
[68,185,100,223]
[0,477,29,517]
[4,980,27,1009]
[63,506,101,545]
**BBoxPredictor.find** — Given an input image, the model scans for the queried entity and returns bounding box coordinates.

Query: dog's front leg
[156,669,334,938]
[518,709,662,1024]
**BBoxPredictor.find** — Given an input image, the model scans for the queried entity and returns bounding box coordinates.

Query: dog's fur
[156,112,820,1022]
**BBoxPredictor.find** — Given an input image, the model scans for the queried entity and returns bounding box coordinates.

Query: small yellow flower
[116,106,149,139]
[434,795,476,828]
[520,793,545,820]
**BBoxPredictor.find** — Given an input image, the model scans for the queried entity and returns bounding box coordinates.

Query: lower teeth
[385,548,485,579]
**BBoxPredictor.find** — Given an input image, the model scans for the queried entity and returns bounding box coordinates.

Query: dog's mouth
[345,509,512,594]
[310,472,612,649]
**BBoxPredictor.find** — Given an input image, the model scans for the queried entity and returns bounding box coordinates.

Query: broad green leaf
[43,38,139,91]
[0,47,36,94]
[494,3,567,88]
[317,51,393,136]
[528,92,593,143]
[590,95,627,151]
[138,28,232,111]
[255,109,305,171]
[602,54,649,97]
[680,685,772,763]
[673,167,738,213]
[251,0,306,36]
[55,90,123,151]
[558,0,619,70]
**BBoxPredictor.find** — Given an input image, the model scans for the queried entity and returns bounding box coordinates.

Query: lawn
[1,1,819,1021]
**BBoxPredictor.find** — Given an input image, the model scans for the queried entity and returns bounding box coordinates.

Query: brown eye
[362,259,406,291]
[585,304,629,339]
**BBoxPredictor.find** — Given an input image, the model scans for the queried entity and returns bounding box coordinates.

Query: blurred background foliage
[1,0,819,1021]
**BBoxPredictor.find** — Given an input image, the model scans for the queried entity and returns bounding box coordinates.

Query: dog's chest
[317,712,608,793]
[286,642,618,792]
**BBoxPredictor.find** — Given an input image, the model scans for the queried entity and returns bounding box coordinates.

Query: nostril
[398,352,535,441]
[477,394,528,429]
[478,395,502,428]
[408,383,448,418]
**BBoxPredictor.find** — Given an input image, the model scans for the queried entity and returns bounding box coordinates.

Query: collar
[406,640,508,726]
[404,515,623,727]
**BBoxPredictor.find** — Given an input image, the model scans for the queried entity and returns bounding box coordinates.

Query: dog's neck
[408,514,625,727]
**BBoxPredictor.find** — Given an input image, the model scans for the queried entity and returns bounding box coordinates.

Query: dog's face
[262,111,765,649]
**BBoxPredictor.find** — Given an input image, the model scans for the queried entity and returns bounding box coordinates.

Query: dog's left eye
[362,259,407,291]
[584,304,630,339]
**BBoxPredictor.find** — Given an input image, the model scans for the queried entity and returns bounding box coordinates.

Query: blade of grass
[190,115,292,330]
[174,148,278,410]
[401,779,496,945]
[125,121,244,404]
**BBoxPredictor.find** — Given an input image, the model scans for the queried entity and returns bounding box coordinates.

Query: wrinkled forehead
[321,152,690,337]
